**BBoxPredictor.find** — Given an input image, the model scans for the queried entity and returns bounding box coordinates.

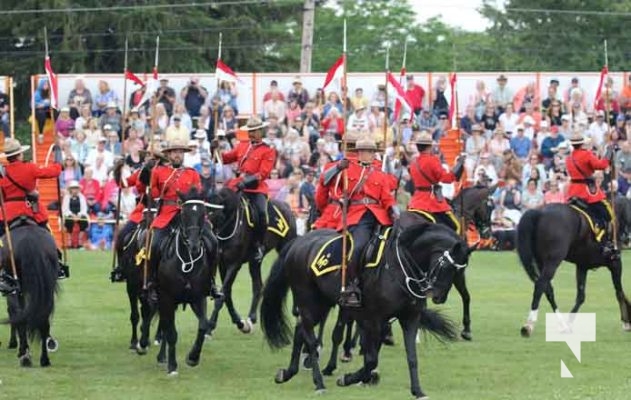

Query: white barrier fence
[32,71,629,117]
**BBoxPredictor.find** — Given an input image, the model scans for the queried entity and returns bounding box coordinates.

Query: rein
[173,199,218,273]
[215,204,241,241]
[392,234,467,299]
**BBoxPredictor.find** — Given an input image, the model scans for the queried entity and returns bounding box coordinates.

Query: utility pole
[300,0,315,73]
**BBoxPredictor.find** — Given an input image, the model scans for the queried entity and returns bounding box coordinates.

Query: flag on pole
[137,67,159,107]
[448,72,458,126]
[215,60,242,84]
[44,55,58,109]
[387,72,411,116]
[594,65,609,107]
[393,66,407,120]
[322,55,345,93]
[125,70,144,86]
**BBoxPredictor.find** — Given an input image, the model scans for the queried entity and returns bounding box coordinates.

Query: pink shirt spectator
[56,117,75,138]
[544,189,565,204]
[80,178,102,203]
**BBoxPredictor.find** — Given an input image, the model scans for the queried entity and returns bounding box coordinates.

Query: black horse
[614,195,631,247]
[517,203,631,336]
[261,223,474,398]
[206,187,296,334]
[398,184,495,341]
[153,188,220,375]
[1,223,59,367]
[115,214,157,354]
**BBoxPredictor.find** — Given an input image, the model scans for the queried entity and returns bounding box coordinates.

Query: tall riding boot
[339,262,362,308]
[601,223,620,261]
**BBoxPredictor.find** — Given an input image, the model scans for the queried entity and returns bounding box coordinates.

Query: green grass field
[2,250,631,400]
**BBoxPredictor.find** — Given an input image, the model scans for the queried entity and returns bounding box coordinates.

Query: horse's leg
[301,317,326,393]
[341,320,355,362]
[207,262,243,334]
[9,323,17,349]
[607,258,631,330]
[156,319,167,365]
[521,260,560,338]
[247,259,263,324]
[303,308,328,370]
[160,299,178,375]
[337,319,381,387]
[322,311,345,376]
[39,320,51,367]
[400,314,427,399]
[127,282,140,350]
[137,295,153,354]
[186,298,209,367]
[454,270,472,341]
[222,263,251,333]
[570,266,588,314]
[274,321,306,384]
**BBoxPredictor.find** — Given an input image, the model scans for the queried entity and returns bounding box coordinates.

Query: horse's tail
[261,239,295,350]
[5,238,58,336]
[418,307,458,342]
[516,209,543,282]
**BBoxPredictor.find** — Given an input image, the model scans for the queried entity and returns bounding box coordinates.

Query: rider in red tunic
[408,131,465,234]
[212,116,277,261]
[110,144,165,282]
[317,138,399,307]
[565,132,618,259]
[0,138,64,293]
[144,139,202,300]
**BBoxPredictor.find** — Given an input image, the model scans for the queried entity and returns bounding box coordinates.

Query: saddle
[568,197,604,241]
[240,196,290,238]
[309,226,392,277]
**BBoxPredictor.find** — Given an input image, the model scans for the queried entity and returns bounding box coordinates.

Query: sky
[410,0,505,32]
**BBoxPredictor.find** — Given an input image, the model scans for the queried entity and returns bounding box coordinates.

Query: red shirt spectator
[262,80,285,103]
[405,75,426,114]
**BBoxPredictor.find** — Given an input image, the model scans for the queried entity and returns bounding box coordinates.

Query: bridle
[175,199,222,273]
[392,234,467,299]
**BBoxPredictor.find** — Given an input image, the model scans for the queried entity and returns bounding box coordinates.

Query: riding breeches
[589,200,614,229]
[347,212,378,280]
[148,227,168,277]
[245,192,268,240]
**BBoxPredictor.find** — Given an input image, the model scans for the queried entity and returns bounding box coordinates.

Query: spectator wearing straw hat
[99,101,122,135]
[62,180,89,249]
[287,77,309,109]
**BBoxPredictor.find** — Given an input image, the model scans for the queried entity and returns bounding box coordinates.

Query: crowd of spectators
[32,72,631,250]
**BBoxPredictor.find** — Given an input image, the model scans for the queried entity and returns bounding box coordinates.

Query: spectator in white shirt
[85,137,114,170]
[346,105,370,134]
[588,110,608,150]
[263,91,287,124]
[184,141,202,168]
[498,103,519,134]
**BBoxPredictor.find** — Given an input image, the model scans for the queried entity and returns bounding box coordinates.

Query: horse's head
[456,185,497,240]
[399,223,475,304]
[178,187,212,255]
[205,187,238,231]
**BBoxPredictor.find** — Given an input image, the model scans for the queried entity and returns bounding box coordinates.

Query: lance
[603,39,618,251]
[211,32,223,195]
[340,19,350,297]
[143,35,159,290]
[111,37,130,273]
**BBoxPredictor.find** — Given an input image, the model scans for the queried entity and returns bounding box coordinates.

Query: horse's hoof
[622,322,631,332]
[129,341,138,351]
[382,335,395,346]
[46,337,59,353]
[369,370,380,385]
[19,355,32,368]
[186,356,200,368]
[154,339,161,346]
[40,358,51,368]
[322,366,335,376]
[136,344,148,355]
[520,325,533,338]
[248,315,258,325]
[460,331,473,341]
[315,388,326,395]
[340,353,352,363]
[239,319,253,334]
[167,370,178,377]
[157,354,166,364]
[274,369,286,384]
[336,375,349,387]
[415,396,429,400]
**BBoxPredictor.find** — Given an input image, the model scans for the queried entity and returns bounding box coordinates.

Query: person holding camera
[181,77,208,118]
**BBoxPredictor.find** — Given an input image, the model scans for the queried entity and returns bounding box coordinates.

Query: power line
[0,0,302,16]
[505,7,631,18]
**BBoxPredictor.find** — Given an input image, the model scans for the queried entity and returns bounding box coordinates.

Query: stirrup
[253,245,265,262]
[58,263,70,280]
[338,284,362,308]
[110,266,125,283]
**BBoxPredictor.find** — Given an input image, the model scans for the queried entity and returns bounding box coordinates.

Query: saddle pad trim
[408,209,437,223]
[267,204,290,238]
[310,233,354,277]
[569,205,600,239]
[241,197,255,228]
[365,227,392,268]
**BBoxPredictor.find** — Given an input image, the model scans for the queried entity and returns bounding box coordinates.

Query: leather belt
[415,187,432,192]
[570,179,590,184]
[161,200,180,206]
[5,197,26,202]
[350,198,378,206]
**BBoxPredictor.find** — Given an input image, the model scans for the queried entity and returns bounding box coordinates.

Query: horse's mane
[179,186,204,202]
[212,187,239,214]
[398,222,461,249]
